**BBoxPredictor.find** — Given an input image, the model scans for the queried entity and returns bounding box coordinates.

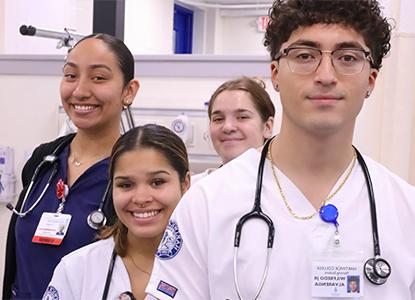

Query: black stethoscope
[102,249,136,300]
[7,134,109,230]
[233,137,391,300]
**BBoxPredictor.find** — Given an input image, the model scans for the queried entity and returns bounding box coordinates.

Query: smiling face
[349,280,358,292]
[112,148,189,241]
[60,38,130,133]
[271,24,378,138]
[209,90,273,163]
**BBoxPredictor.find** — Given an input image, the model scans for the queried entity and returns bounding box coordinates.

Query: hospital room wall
[0,0,267,56]
[1,0,415,295]
[0,1,4,53]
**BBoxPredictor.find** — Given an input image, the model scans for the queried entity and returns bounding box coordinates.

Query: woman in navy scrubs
[3,33,139,299]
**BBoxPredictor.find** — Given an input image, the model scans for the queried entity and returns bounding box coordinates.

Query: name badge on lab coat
[311,260,363,298]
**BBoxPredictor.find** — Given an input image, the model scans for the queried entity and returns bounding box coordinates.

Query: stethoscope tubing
[7,157,58,217]
[102,248,117,300]
[233,247,272,300]
[354,147,381,256]
[7,133,109,230]
[233,138,275,300]
[7,134,75,218]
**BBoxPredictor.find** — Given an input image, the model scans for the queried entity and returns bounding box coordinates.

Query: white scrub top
[190,168,216,185]
[146,148,415,299]
[43,237,131,300]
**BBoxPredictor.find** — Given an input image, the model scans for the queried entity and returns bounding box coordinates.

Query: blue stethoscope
[232,137,391,300]
[6,134,110,230]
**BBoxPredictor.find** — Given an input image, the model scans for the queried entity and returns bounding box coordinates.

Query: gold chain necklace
[267,139,357,220]
[127,254,151,276]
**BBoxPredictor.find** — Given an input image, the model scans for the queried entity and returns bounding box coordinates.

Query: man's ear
[366,68,378,99]
[270,61,280,92]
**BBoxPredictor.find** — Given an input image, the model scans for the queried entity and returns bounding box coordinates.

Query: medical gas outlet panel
[58,107,221,174]
[0,146,16,203]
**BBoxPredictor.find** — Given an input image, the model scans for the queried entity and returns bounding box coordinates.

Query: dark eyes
[296,53,315,60]
[61,72,108,82]
[211,116,223,123]
[116,182,132,189]
[63,73,76,80]
[114,178,166,189]
[211,115,251,123]
[92,75,107,81]
[151,178,166,187]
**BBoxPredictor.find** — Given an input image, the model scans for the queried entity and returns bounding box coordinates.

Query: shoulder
[364,155,415,193]
[22,134,76,184]
[31,134,76,160]
[363,155,415,218]
[201,148,261,185]
[177,148,261,212]
[191,168,216,185]
[60,237,114,266]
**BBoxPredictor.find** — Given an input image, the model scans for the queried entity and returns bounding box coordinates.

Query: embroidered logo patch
[157,280,178,298]
[43,286,59,300]
[156,219,182,260]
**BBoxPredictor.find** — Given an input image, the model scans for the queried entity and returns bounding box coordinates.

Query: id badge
[311,251,364,298]
[32,212,72,245]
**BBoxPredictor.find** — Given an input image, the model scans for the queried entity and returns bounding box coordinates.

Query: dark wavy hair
[99,124,189,256]
[264,0,392,70]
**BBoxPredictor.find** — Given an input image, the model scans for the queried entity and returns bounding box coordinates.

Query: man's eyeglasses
[274,47,373,75]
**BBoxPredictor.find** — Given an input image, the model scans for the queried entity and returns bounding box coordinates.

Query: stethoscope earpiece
[87,209,107,230]
[364,257,391,285]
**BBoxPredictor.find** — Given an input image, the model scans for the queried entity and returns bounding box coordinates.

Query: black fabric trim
[2,133,75,300]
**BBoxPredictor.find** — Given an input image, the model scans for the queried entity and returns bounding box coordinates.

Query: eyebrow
[113,170,171,180]
[63,62,113,72]
[285,39,366,50]
[211,108,254,115]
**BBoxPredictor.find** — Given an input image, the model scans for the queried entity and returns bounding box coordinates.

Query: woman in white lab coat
[192,77,275,183]
[43,124,190,300]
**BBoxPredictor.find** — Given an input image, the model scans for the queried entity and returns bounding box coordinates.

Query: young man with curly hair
[145,1,415,299]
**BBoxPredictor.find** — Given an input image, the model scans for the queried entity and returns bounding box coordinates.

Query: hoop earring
[366,90,371,98]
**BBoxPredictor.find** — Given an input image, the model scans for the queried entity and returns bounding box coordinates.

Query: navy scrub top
[13,145,110,299]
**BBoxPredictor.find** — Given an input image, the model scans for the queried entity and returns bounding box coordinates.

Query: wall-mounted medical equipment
[0,146,16,203]
[171,114,193,145]
[19,24,85,49]
[58,106,221,174]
